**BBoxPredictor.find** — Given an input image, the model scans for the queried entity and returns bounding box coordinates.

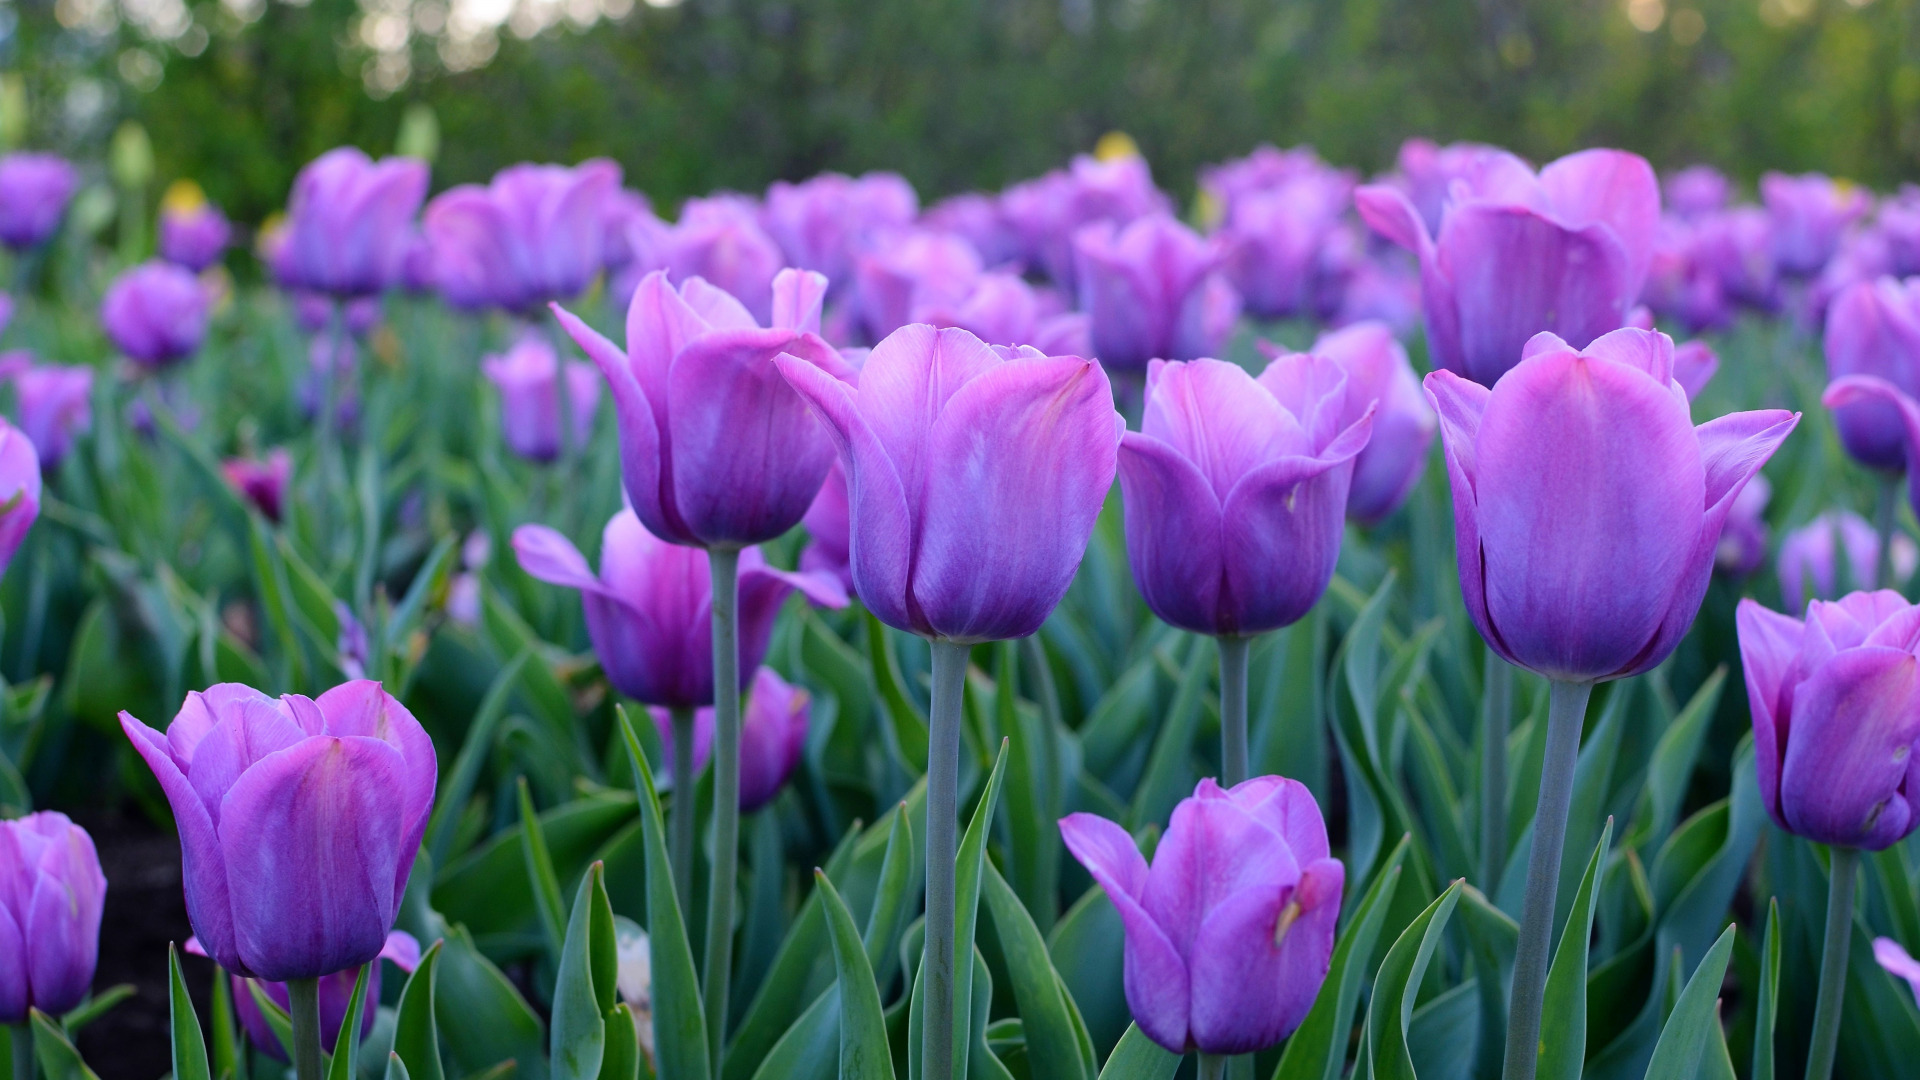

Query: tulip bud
[1000,155,1169,290]
[1823,278,1920,471]
[100,261,210,369]
[1738,591,1920,850]
[853,229,983,344]
[10,362,92,471]
[1302,321,1434,526]
[0,812,106,1023]
[157,180,232,272]
[1060,777,1343,1055]
[1776,510,1916,611]
[120,681,437,980]
[646,667,809,812]
[275,148,429,298]
[1210,160,1353,320]
[0,154,78,251]
[423,160,622,313]
[1073,213,1240,373]
[481,335,601,464]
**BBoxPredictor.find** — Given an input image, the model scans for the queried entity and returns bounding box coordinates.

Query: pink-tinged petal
[1780,647,1920,850]
[1539,149,1661,295]
[1823,280,1920,470]
[1230,776,1332,866]
[1117,432,1226,635]
[184,695,308,827]
[1580,327,1675,387]
[314,682,437,908]
[0,902,24,1022]
[1674,341,1719,401]
[913,354,1120,642]
[380,930,422,973]
[1353,185,1434,261]
[774,352,916,633]
[770,268,829,334]
[1140,780,1303,960]
[1060,814,1193,1055]
[1255,352,1351,455]
[1875,938,1920,1006]
[856,324,1004,520]
[24,826,105,1014]
[1737,599,1806,829]
[1425,369,1496,650]
[1522,332,1569,362]
[1139,359,1295,498]
[678,277,759,331]
[121,710,239,973]
[738,668,809,812]
[511,525,607,595]
[736,556,840,678]
[221,736,409,981]
[1186,856,1343,1054]
[1060,813,1148,901]
[1826,375,1920,513]
[552,302,686,544]
[1473,348,1703,680]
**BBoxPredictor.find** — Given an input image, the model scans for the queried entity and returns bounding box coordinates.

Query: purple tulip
[119,681,437,980]
[274,148,429,297]
[0,154,78,250]
[10,362,92,471]
[158,181,232,272]
[776,323,1121,642]
[1762,172,1871,278]
[1775,510,1915,611]
[1665,166,1732,220]
[1738,591,1920,849]
[0,417,41,577]
[554,268,854,548]
[424,160,623,313]
[199,932,418,1061]
[1823,278,1920,470]
[1673,339,1720,400]
[1878,188,1920,278]
[1059,776,1344,1055]
[513,510,846,709]
[1428,327,1796,682]
[481,335,602,464]
[922,192,1018,268]
[0,812,106,1023]
[101,261,209,369]
[761,172,918,293]
[1716,475,1771,578]
[1209,160,1354,319]
[223,449,292,524]
[1331,253,1422,338]
[646,667,810,812]
[1200,145,1331,210]
[1874,938,1920,1007]
[600,188,655,274]
[1303,321,1434,525]
[1074,214,1241,373]
[853,229,983,343]
[1390,139,1536,236]
[1000,155,1170,289]
[1642,217,1731,333]
[800,459,852,592]
[644,196,787,324]
[1119,354,1373,637]
[1357,148,1661,387]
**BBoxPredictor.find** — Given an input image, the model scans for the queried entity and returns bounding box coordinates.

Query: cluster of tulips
[5,128,1920,1080]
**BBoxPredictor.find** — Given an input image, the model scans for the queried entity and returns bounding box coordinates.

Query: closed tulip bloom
[1389,139,1538,233]
[555,268,854,548]
[0,154,78,250]
[158,180,232,272]
[761,172,918,293]
[274,148,429,297]
[912,270,1040,348]
[1763,172,1871,278]
[0,812,106,1023]
[646,667,810,812]
[222,449,293,524]
[1120,354,1373,636]
[1738,591,1920,849]
[799,459,852,592]
[1823,278,1920,470]
[1428,327,1796,682]
[1303,322,1433,526]
[1665,166,1732,220]
[11,362,92,471]
[513,510,846,709]
[1059,776,1344,1055]
[425,160,623,313]
[100,260,209,368]
[193,932,418,1061]
[119,681,437,980]
[853,229,983,343]
[776,323,1120,642]
[1776,510,1916,611]
[1716,475,1772,578]
[1358,148,1661,387]
[481,336,601,463]
[1075,214,1241,373]
[0,417,40,577]
[1214,169,1353,319]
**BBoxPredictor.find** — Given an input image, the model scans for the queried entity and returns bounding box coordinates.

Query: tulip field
[5,134,1920,1080]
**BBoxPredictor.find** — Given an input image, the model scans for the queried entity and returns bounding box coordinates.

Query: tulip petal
[914,354,1119,642]
[1780,646,1920,849]
[1140,359,1297,498]
[553,301,685,543]
[1231,776,1333,866]
[1539,149,1661,294]
[25,828,105,1014]
[511,525,609,595]
[678,276,759,331]
[121,710,240,973]
[0,901,24,1022]
[1875,938,1920,1007]
[1141,780,1303,960]
[314,682,436,909]
[1187,855,1343,1055]
[380,930,422,972]
[1737,598,1805,829]
[858,324,1005,516]
[1060,813,1192,1056]
[220,736,408,981]
[1673,341,1719,401]
[1353,185,1434,262]
[770,268,829,334]
[1579,327,1676,387]
[1117,432,1226,635]
[1825,375,1920,515]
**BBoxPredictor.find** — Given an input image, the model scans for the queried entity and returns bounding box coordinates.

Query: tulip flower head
[274,148,430,297]
[193,932,419,1061]
[1428,327,1797,683]
[1822,277,1920,471]
[1665,166,1732,220]
[1000,154,1170,289]
[1074,213,1241,373]
[1738,591,1920,850]
[222,449,293,524]
[1210,160,1354,320]
[120,681,437,980]
[1060,776,1344,1055]
[481,335,602,463]
[425,159,623,312]
[158,180,232,272]
[1294,321,1434,526]
[853,228,984,343]
[1390,139,1531,236]
[0,416,42,578]
[11,362,92,471]
[640,195,787,324]
[1777,510,1917,611]
[761,171,918,293]
[0,811,106,1023]
[0,154,78,250]
[101,261,210,369]
[1762,172,1871,278]
[647,666,810,812]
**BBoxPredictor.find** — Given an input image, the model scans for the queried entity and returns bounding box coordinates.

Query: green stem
[286,978,323,1080]
[1806,845,1860,1080]
[702,547,741,1075]
[1502,678,1592,1080]
[1875,472,1900,591]
[1196,1053,1228,1080]
[547,318,579,536]
[923,639,970,1080]
[1482,656,1513,891]
[1217,635,1251,786]
[670,704,697,921]
[316,304,346,556]
[9,1020,31,1080]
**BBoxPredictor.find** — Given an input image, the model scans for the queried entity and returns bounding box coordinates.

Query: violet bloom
[1390,139,1535,236]
[203,933,418,1061]
[1332,253,1423,338]
[157,181,232,272]
[0,154,78,250]
[646,667,810,812]
[1199,145,1329,211]
[1762,172,1872,278]
[1874,938,1920,1008]
[1642,218,1730,334]
[800,459,851,592]
[1665,166,1732,220]
[1074,214,1241,373]
[513,510,846,708]
[1119,354,1373,637]
[1693,206,1780,310]
[274,148,429,297]
[650,196,786,324]
[1428,327,1797,682]
[101,261,209,369]
[1060,776,1343,1055]
[1716,475,1771,578]
[1879,188,1920,277]
[777,323,1121,642]
[1357,148,1662,387]
[554,268,855,548]
[1738,591,1920,849]
[1776,510,1915,612]
[0,812,106,1023]
[11,362,92,471]
[922,192,1017,268]
[481,335,602,464]
[120,681,437,980]
[425,159,623,313]
[1000,155,1171,289]
[1823,277,1920,470]
[0,417,41,576]
[1301,321,1434,526]
[761,172,918,293]
[223,449,293,524]
[1212,166,1354,319]
[853,229,983,343]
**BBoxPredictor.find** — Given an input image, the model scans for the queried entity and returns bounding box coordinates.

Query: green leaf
[1274,834,1411,1080]
[385,1052,412,1080]
[209,960,246,1080]
[817,870,898,1080]
[601,1002,641,1080]
[169,943,213,1080]
[31,1009,102,1080]
[1752,900,1781,1080]
[1127,637,1211,829]
[951,739,1011,1080]
[425,651,529,868]
[325,965,373,1080]
[1365,880,1465,1080]
[982,863,1095,1080]
[1641,925,1735,1080]
[60,985,134,1033]
[867,612,930,771]
[617,704,712,1080]
[518,777,571,964]
[553,862,612,1080]
[393,939,447,1080]
[434,923,548,1080]
[863,803,917,987]
[245,979,296,1062]
[1539,818,1613,1080]
[1093,1024,1179,1080]
[1627,668,1725,850]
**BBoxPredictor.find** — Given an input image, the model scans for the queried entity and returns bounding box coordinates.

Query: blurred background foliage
[0,0,1917,229]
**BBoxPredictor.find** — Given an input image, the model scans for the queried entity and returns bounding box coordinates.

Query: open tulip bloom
[0,811,106,1029]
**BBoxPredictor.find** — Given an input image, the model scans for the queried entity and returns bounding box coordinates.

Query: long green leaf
[393,940,446,1080]
[245,980,296,1062]
[1094,1024,1180,1080]
[30,1010,101,1080]
[1641,926,1736,1080]
[817,870,897,1080]
[1274,834,1411,1080]
[1365,880,1464,1080]
[867,612,930,771]
[1751,900,1781,1080]
[325,965,373,1080]
[601,1002,641,1080]
[169,943,213,1080]
[518,776,570,962]
[863,803,916,986]
[1539,818,1613,1080]
[982,863,1096,1080]
[425,651,530,867]
[553,862,611,1080]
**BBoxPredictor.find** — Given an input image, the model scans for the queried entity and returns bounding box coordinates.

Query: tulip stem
[669,705,697,920]
[1481,656,1513,890]
[924,638,970,1080]
[1875,473,1900,591]
[286,977,323,1080]
[1807,845,1860,1080]
[9,1020,30,1080]
[703,546,741,1074]
[1217,635,1251,786]
[1502,678,1592,1080]
[1196,1053,1228,1080]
